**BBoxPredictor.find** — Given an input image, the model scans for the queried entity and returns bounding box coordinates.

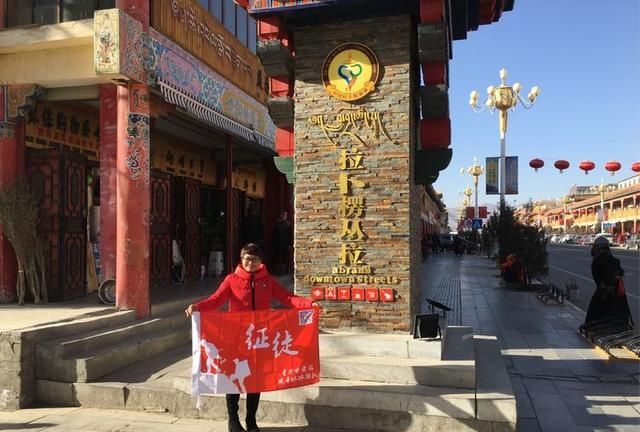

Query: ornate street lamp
[469,69,540,205]
[589,179,617,233]
[461,158,484,219]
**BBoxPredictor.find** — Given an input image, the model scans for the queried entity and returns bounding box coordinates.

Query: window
[248,16,257,53]
[5,0,32,27]
[223,0,236,35]
[5,0,114,27]
[198,0,208,9]
[236,6,247,45]
[62,0,95,22]
[210,0,222,21]
[33,0,58,25]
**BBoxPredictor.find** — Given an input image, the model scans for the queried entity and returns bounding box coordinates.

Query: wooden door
[27,148,87,301]
[150,170,172,287]
[173,177,200,281]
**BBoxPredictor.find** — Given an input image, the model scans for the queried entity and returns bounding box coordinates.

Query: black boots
[245,393,261,432]
[226,394,246,432]
[226,393,260,432]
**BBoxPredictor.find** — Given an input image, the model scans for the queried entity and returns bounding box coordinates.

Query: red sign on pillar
[365,288,379,301]
[337,287,351,301]
[380,288,395,302]
[351,287,365,301]
[311,287,324,300]
[325,287,337,300]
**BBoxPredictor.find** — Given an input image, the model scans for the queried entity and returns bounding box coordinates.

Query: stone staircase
[35,310,516,432]
[34,296,198,385]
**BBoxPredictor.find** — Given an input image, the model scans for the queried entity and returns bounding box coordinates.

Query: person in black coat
[584,236,632,326]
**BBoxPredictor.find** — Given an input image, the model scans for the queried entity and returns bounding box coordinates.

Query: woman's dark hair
[240,243,263,259]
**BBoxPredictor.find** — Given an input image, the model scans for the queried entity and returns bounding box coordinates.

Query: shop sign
[303,107,400,299]
[152,136,216,185]
[233,165,265,199]
[152,0,268,103]
[25,102,99,160]
[322,43,380,102]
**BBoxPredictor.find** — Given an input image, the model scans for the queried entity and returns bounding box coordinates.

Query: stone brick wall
[0,331,36,410]
[293,15,419,333]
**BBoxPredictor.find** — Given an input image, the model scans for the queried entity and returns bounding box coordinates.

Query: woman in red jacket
[185,243,317,432]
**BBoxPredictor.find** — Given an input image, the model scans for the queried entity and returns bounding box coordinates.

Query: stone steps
[36,314,190,383]
[319,355,475,389]
[173,375,483,432]
[319,332,442,360]
[34,331,516,431]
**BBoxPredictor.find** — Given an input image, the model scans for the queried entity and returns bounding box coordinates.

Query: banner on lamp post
[485,157,499,195]
[505,156,518,195]
[191,309,320,397]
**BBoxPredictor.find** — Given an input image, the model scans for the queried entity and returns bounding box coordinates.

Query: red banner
[191,309,320,395]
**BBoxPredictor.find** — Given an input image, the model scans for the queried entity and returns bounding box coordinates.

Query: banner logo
[322,43,379,102]
[192,309,320,395]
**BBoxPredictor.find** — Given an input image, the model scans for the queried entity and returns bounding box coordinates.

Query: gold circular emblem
[322,43,379,102]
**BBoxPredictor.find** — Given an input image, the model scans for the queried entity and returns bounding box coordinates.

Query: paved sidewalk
[0,406,349,432]
[423,253,640,432]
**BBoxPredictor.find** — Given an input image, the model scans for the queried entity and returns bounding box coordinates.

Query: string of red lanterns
[528,159,638,176]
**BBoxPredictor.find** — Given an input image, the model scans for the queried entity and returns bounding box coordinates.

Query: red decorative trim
[420,118,451,149]
[270,76,292,97]
[420,0,444,23]
[479,0,497,24]
[276,127,294,157]
[422,63,447,86]
[258,16,283,40]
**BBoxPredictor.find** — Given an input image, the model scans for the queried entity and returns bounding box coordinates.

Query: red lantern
[554,160,570,173]
[579,160,595,175]
[604,160,621,176]
[529,158,544,172]
[632,161,640,173]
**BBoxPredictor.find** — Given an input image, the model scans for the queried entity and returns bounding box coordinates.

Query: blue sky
[435,0,640,211]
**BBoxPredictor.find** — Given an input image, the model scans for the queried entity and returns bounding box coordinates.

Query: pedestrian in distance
[584,236,633,327]
[185,243,319,432]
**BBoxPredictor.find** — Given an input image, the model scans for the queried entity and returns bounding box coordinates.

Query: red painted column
[225,135,234,274]
[116,83,151,317]
[0,86,19,303]
[99,85,118,281]
[114,0,151,317]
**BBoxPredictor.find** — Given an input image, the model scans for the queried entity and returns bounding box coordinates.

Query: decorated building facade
[0,0,291,312]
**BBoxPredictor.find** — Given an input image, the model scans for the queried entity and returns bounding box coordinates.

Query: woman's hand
[185,304,195,317]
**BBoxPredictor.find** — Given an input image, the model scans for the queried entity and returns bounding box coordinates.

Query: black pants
[226,393,260,426]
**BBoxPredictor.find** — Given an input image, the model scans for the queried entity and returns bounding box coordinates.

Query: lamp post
[591,179,617,233]
[463,158,484,218]
[469,69,541,205]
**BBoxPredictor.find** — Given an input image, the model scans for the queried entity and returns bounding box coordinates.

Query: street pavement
[0,407,342,431]
[423,251,640,432]
[545,244,640,325]
[0,252,638,431]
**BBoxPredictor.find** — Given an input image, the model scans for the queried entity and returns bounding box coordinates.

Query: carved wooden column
[115,0,151,317]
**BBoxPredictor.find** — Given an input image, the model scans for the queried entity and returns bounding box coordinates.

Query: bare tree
[0,178,47,304]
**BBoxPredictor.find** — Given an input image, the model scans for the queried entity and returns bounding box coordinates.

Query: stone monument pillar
[293,16,421,332]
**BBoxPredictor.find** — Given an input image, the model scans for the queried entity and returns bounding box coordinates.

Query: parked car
[439,234,455,251]
[624,234,640,250]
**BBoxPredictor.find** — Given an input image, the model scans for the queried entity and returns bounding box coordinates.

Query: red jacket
[194,264,313,312]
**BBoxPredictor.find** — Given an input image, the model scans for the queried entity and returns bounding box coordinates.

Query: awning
[158,79,275,151]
